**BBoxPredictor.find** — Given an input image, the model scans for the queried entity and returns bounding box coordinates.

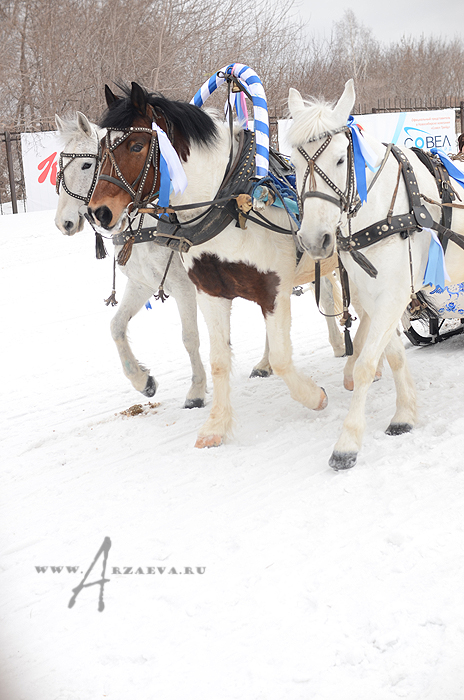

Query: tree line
[1,0,463,201]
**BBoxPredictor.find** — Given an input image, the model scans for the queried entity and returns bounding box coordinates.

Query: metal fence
[0,122,56,214]
[2,102,464,214]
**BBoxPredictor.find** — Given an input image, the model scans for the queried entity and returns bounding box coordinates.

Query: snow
[1,209,464,700]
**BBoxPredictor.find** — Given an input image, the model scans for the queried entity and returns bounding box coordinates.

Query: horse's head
[87,82,218,232]
[54,112,102,236]
[288,79,356,259]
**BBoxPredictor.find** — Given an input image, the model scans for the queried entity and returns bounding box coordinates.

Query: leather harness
[336,145,464,277]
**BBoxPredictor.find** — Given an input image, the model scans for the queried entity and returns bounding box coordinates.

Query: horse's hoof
[195,435,223,449]
[315,388,328,411]
[142,375,157,397]
[183,398,205,409]
[249,368,273,378]
[329,451,357,470]
[385,423,413,436]
[344,377,354,391]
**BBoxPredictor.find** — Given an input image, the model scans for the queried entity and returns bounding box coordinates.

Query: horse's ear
[332,79,356,125]
[55,114,65,133]
[105,84,120,108]
[288,88,305,118]
[76,111,93,137]
[130,82,148,117]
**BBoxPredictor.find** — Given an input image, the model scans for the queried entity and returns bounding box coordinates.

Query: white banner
[278,108,457,158]
[21,131,60,212]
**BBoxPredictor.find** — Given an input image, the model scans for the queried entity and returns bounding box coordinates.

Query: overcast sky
[295,0,463,43]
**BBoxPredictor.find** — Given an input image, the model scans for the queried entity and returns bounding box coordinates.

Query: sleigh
[403,284,464,345]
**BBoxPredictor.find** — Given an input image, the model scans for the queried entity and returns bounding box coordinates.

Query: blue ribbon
[347,116,368,203]
[430,148,464,189]
[423,229,449,289]
[234,92,248,127]
[158,153,171,208]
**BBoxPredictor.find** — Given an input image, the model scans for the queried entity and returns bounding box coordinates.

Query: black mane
[99,82,218,148]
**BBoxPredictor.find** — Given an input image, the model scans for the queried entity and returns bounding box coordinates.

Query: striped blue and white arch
[191,63,269,178]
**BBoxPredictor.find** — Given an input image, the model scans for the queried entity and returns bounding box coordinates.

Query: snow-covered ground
[1,209,464,700]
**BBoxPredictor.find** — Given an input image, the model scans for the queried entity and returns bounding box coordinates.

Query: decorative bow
[152,123,188,207]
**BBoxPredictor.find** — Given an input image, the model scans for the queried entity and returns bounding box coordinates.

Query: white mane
[287,98,344,149]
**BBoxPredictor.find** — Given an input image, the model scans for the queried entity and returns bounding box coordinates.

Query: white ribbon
[152,123,188,195]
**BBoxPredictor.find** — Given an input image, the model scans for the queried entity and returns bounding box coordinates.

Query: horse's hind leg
[250,333,273,378]
[384,329,416,435]
[318,275,346,357]
[171,286,207,409]
[110,279,158,396]
[194,293,233,448]
[265,291,327,410]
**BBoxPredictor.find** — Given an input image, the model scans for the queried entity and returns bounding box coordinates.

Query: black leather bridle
[296,126,357,219]
[97,115,161,213]
[56,143,102,204]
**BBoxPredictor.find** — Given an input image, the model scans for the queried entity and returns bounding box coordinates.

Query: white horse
[86,82,348,447]
[288,79,464,469]
[54,112,208,408]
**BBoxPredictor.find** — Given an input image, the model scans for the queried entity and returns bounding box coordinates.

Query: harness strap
[146,130,257,252]
[338,143,464,277]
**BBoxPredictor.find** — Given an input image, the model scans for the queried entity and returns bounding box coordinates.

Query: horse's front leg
[171,283,207,409]
[330,314,416,471]
[110,279,158,396]
[343,297,383,391]
[194,293,233,448]
[266,291,327,410]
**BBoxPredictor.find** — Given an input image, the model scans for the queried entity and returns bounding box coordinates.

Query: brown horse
[88,82,340,448]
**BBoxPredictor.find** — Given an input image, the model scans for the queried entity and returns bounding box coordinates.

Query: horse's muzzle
[88,205,113,230]
[298,231,335,260]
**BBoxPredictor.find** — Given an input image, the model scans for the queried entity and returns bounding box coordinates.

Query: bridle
[97,111,162,213]
[295,124,360,354]
[296,125,358,220]
[56,143,102,204]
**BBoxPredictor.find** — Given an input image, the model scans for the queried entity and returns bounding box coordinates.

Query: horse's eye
[337,157,345,166]
[130,143,144,153]
[82,162,92,170]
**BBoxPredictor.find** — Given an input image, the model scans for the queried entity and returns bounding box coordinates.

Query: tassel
[153,285,170,303]
[104,289,118,307]
[117,236,135,266]
[95,232,108,259]
[340,311,354,356]
[350,249,378,278]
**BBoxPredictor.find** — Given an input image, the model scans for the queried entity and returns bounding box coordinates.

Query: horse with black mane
[87,80,341,447]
